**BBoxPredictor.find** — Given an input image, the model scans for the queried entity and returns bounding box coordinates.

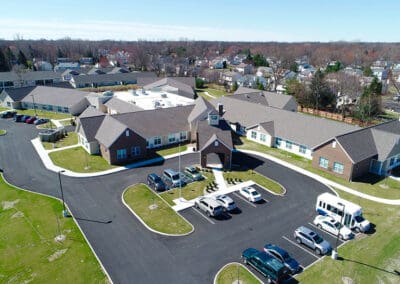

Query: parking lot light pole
[179,143,182,200]
[332,202,345,260]
[58,170,68,217]
[31,94,37,117]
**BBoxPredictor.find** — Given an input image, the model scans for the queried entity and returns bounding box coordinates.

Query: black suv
[147,173,166,191]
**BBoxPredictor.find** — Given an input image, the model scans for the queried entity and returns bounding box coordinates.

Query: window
[275,138,282,147]
[48,105,53,111]
[333,162,344,174]
[180,132,187,141]
[286,141,292,150]
[299,145,306,154]
[63,107,69,113]
[260,133,266,142]
[154,136,161,145]
[57,106,63,112]
[116,149,127,160]
[251,131,257,139]
[319,157,329,169]
[389,157,395,166]
[168,134,176,143]
[125,130,130,137]
[131,146,141,157]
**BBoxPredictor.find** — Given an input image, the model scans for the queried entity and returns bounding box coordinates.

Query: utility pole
[58,170,68,217]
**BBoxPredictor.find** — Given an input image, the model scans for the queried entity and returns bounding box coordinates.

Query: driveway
[0,119,333,283]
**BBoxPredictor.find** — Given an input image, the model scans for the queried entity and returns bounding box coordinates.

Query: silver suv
[215,195,237,211]
[195,197,224,217]
[294,226,332,255]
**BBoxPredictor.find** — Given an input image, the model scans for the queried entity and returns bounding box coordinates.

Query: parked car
[21,115,31,122]
[294,226,332,255]
[215,194,237,211]
[313,215,353,240]
[242,248,290,283]
[263,243,301,274]
[34,118,49,125]
[184,166,203,181]
[194,196,224,217]
[0,110,17,118]
[147,173,166,191]
[163,168,184,188]
[239,186,262,202]
[14,114,24,122]
[25,116,37,124]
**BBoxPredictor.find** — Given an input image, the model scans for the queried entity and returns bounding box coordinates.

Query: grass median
[16,109,72,120]
[155,145,188,157]
[216,263,261,284]
[123,184,193,235]
[236,137,400,199]
[160,171,215,206]
[297,189,400,283]
[223,170,284,195]
[42,132,78,150]
[49,146,117,173]
[0,175,107,283]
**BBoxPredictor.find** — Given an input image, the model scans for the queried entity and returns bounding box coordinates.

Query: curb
[0,173,113,284]
[213,262,263,284]
[121,183,194,237]
[253,169,287,196]
[239,149,400,205]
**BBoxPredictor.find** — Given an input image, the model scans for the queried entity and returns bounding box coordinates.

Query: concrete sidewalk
[240,149,400,205]
[31,137,196,178]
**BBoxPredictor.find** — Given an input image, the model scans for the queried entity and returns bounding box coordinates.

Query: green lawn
[0,175,107,283]
[155,145,188,157]
[223,170,285,195]
[16,109,72,120]
[60,119,73,126]
[0,129,6,135]
[236,137,400,199]
[160,171,215,206]
[123,184,192,235]
[0,107,8,112]
[49,147,117,173]
[37,121,58,129]
[203,88,230,98]
[216,263,261,284]
[42,132,78,150]
[297,189,400,283]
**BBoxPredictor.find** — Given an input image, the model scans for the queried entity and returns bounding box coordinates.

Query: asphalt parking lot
[0,119,339,283]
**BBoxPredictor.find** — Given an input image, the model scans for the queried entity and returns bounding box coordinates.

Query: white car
[215,194,237,211]
[239,186,262,203]
[313,215,353,240]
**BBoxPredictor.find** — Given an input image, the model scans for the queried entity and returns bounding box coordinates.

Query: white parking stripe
[191,207,215,224]
[232,192,257,208]
[262,198,269,203]
[308,222,345,242]
[282,236,320,259]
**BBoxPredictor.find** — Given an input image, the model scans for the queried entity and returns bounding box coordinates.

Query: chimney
[218,103,223,116]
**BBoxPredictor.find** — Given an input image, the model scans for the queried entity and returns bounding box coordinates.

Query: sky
[0,0,399,42]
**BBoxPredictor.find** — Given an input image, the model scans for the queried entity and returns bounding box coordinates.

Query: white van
[316,192,370,233]
[163,169,182,188]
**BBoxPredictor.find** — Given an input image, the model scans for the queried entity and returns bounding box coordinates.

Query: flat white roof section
[113,89,194,110]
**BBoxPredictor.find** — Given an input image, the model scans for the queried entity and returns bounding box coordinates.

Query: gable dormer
[207,110,219,126]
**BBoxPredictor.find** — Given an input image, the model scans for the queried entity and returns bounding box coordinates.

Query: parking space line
[282,236,320,259]
[191,207,215,225]
[232,192,257,208]
[262,198,269,203]
[308,222,345,242]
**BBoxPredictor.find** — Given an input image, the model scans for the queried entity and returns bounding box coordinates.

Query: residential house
[0,71,63,89]
[34,61,53,71]
[312,120,400,180]
[235,63,253,75]
[54,62,80,72]
[256,66,273,78]
[79,57,94,65]
[371,66,388,81]
[237,75,268,89]
[220,71,242,86]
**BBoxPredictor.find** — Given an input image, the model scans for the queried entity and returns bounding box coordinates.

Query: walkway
[31,137,196,177]
[240,149,400,205]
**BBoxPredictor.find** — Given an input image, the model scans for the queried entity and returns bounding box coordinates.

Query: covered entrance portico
[199,134,232,169]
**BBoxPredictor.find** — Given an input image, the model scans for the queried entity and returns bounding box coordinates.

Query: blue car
[263,243,301,274]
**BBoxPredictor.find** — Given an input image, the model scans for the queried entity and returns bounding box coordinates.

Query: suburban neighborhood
[1,2,400,284]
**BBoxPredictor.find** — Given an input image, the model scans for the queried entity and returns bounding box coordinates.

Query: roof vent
[245,94,250,98]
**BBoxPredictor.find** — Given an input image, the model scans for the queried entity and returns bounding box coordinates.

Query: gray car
[294,226,332,255]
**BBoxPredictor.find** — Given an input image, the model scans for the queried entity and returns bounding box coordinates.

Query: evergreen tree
[232,81,239,92]
[253,53,268,67]
[353,77,382,121]
[5,47,16,67]
[0,49,11,71]
[17,50,28,67]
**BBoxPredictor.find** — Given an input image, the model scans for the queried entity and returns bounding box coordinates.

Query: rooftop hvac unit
[161,93,167,98]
